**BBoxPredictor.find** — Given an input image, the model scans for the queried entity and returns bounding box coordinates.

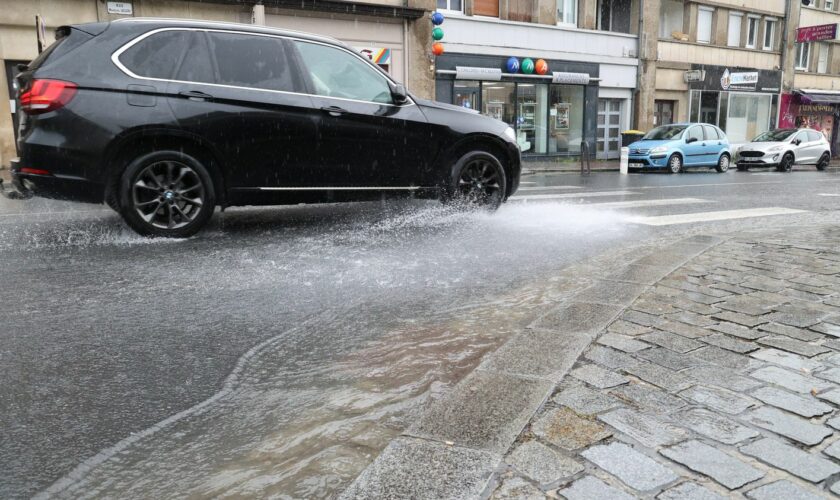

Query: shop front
[779,91,840,155]
[686,65,781,144]
[435,54,599,158]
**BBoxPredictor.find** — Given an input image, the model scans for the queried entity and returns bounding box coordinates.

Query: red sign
[797,23,838,42]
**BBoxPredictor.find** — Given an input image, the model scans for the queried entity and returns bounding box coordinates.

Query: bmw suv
[14,19,520,237]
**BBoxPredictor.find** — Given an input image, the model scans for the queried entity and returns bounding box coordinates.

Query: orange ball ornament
[535,59,549,75]
[432,42,444,56]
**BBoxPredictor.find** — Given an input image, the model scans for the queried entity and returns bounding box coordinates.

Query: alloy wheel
[457,158,503,206]
[669,155,681,174]
[132,160,206,229]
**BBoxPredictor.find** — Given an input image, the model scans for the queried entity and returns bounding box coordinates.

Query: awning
[796,90,840,104]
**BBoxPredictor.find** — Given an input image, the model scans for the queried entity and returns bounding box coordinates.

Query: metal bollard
[620,147,629,175]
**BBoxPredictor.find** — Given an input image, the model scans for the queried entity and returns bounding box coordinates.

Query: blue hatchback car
[627,123,731,173]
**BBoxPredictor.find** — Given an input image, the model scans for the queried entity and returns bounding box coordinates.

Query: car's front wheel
[118,151,216,237]
[667,154,682,174]
[817,152,830,171]
[778,153,794,172]
[447,151,507,210]
[715,153,730,173]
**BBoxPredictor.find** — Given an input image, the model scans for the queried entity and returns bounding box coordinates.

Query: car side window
[795,131,808,143]
[293,41,393,104]
[120,30,190,79]
[175,32,214,84]
[206,32,297,92]
[687,126,703,142]
[807,130,823,142]
[702,125,719,140]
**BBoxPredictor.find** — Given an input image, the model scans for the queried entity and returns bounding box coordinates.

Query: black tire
[446,150,507,210]
[667,154,682,174]
[779,153,794,172]
[715,153,730,173]
[118,151,215,237]
[817,152,830,171]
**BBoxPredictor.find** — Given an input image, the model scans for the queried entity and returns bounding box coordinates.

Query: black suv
[13,19,520,237]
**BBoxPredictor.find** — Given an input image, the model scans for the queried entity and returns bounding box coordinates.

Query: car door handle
[321,106,347,117]
[179,90,213,101]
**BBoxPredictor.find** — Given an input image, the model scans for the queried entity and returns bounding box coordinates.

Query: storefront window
[454,81,480,111]
[548,85,584,154]
[727,93,771,142]
[482,82,516,127]
[700,91,719,124]
[689,90,701,122]
[516,84,549,154]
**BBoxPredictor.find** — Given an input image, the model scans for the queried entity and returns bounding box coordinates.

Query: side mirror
[793,139,801,145]
[390,83,408,105]
[686,137,698,144]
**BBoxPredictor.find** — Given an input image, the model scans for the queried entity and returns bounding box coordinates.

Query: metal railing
[580,140,592,175]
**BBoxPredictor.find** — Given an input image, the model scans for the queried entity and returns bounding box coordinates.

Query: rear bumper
[11,169,104,204]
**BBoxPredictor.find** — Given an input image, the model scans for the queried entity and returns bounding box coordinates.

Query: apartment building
[782,0,840,153]
[432,0,640,159]
[639,0,787,145]
[0,0,431,168]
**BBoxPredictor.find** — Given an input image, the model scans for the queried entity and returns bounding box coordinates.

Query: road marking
[510,190,638,201]
[818,193,840,197]
[636,179,840,189]
[627,207,807,226]
[583,198,711,209]
[516,185,583,191]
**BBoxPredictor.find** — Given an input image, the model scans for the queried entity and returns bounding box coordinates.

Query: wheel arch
[102,127,228,208]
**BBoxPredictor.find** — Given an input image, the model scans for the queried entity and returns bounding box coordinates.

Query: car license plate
[629,163,644,168]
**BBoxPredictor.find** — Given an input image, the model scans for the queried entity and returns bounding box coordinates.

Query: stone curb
[340,235,726,499]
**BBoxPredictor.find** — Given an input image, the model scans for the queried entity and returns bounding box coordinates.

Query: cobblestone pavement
[493,226,840,499]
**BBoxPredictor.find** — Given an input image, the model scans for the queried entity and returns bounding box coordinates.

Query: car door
[683,125,706,165]
[806,130,826,163]
[703,125,725,164]
[792,131,811,163]
[290,39,433,188]
[162,29,317,189]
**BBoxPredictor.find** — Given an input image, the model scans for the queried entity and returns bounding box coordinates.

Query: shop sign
[358,48,391,65]
[796,23,838,43]
[455,66,502,81]
[721,69,758,91]
[551,72,590,85]
[107,1,133,15]
[799,104,835,114]
[684,70,705,83]
[689,65,780,93]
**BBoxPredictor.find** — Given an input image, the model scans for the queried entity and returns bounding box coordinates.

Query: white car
[736,128,831,172]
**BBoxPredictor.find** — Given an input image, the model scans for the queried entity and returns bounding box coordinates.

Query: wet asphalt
[1,167,839,498]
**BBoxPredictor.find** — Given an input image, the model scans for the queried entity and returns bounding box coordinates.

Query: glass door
[597,98,622,159]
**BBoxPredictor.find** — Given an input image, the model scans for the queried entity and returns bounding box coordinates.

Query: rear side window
[120,30,189,79]
[687,126,703,142]
[175,33,214,84]
[206,32,296,92]
[807,130,823,142]
[703,125,719,140]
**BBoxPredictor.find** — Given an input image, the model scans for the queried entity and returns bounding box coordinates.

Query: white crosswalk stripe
[818,193,840,197]
[580,198,711,209]
[515,185,583,191]
[510,190,637,201]
[626,207,807,226]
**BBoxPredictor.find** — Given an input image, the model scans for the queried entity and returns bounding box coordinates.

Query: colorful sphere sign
[505,57,520,73]
[432,27,444,40]
[535,59,549,75]
[431,12,445,25]
[432,42,444,56]
[521,58,535,74]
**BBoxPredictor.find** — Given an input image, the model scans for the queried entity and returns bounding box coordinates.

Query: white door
[597,99,623,160]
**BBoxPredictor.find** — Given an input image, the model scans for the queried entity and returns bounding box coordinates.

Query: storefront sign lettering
[720,69,758,90]
[796,23,838,43]
[799,104,835,114]
[551,72,590,85]
[455,66,502,81]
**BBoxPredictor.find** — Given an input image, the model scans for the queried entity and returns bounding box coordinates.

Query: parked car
[13,19,520,237]
[736,128,831,172]
[627,123,731,174]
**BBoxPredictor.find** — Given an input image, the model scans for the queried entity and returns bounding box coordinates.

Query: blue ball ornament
[431,12,445,25]
[505,57,520,73]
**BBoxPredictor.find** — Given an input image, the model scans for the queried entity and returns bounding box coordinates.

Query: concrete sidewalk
[344,226,840,499]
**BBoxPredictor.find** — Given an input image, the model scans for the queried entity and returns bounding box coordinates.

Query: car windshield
[752,129,796,142]
[642,125,687,140]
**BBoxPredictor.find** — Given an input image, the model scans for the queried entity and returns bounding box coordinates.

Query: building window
[818,42,829,73]
[599,0,632,33]
[746,16,759,48]
[697,7,714,44]
[727,12,742,47]
[557,0,578,26]
[763,19,776,50]
[473,0,499,17]
[827,0,834,10]
[654,100,675,126]
[659,0,684,38]
[796,42,811,70]
[436,0,463,12]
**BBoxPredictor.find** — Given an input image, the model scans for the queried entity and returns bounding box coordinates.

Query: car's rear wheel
[715,153,730,173]
[817,152,830,171]
[118,151,215,237]
[778,153,794,172]
[447,151,507,210]
[667,154,682,174]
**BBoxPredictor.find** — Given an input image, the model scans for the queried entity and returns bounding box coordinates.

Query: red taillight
[19,167,52,176]
[20,79,77,115]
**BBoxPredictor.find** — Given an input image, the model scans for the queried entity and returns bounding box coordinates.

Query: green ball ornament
[521,58,535,74]
[432,27,444,41]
